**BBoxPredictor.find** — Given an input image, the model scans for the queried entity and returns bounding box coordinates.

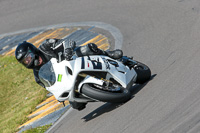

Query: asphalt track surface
[1,0,200,133]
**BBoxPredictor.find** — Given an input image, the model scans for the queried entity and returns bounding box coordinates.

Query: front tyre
[81,84,131,103]
[134,61,151,84]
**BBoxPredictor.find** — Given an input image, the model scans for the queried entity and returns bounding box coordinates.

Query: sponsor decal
[57,74,62,82]
[81,56,102,70]
[81,57,85,69]
[102,58,110,70]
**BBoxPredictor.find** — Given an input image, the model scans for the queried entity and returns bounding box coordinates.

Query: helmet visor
[22,52,35,67]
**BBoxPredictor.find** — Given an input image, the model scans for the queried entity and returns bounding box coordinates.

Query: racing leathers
[33,39,123,88]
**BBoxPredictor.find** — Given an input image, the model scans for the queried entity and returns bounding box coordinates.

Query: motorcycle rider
[15,39,123,88]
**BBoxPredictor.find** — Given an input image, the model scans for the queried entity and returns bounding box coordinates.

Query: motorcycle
[38,55,151,110]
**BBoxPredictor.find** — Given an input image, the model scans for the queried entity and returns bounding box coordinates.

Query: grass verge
[23,124,52,133]
[0,55,48,133]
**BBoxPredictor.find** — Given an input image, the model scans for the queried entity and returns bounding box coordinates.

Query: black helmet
[15,41,38,69]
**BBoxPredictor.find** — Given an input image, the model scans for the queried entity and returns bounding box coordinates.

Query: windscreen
[38,61,56,87]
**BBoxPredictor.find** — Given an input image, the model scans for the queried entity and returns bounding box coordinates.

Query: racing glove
[63,48,73,61]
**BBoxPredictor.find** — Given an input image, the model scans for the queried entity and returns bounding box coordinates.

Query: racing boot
[87,43,123,59]
[77,43,123,59]
[104,49,123,59]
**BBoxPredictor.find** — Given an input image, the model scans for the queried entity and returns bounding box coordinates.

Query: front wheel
[81,84,131,103]
[134,61,151,84]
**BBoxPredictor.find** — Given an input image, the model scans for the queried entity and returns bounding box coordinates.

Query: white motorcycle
[38,55,151,110]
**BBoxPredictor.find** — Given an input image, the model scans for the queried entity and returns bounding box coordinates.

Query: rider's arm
[38,39,62,59]
[39,39,76,61]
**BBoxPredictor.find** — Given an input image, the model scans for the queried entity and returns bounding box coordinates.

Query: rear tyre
[81,84,131,103]
[134,61,151,84]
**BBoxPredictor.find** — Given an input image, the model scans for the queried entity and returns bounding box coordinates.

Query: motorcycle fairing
[39,55,137,102]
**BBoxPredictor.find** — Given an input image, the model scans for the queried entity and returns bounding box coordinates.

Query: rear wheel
[81,83,131,103]
[134,61,151,84]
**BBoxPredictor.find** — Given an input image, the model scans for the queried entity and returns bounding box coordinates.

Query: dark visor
[22,52,35,66]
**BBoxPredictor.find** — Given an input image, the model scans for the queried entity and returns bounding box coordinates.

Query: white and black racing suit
[33,39,123,88]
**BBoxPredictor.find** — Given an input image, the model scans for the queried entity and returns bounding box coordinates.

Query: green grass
[22,124,52,133]
[0,56,48,133]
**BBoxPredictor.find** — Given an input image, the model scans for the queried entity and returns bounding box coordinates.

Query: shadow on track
[82,74,157,122]
[82,102,122,122]
[130,74,157,96]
